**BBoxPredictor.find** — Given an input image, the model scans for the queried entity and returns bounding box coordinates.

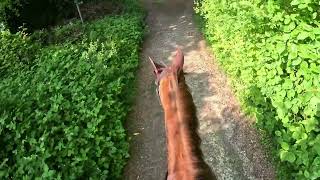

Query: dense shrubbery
[0,30,40,78]
[0,0,134,32]
[0,2,144,179]
[196,0,320,179]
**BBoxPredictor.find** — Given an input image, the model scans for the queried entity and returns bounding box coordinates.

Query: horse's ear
[173,48,184,73]
[149,57,165,76]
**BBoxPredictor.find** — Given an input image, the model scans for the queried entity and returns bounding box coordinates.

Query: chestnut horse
[149,49,216,180]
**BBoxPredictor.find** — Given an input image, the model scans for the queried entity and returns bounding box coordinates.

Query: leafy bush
[0,0,143,32]
[0,30,40,78]
[0,12,144,180]
[0,0,22,20]
[196,0,320,179]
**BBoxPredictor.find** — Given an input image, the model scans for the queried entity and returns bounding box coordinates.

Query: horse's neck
[161,75,216,180]
[163,81,200,179]
[165,116,198,179]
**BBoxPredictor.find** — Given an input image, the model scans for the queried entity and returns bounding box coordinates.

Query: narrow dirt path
[123,0,275,179]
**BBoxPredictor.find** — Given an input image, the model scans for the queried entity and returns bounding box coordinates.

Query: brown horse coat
[150,49,217,180]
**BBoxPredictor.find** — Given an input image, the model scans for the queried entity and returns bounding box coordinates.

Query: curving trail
[123,0,275,179]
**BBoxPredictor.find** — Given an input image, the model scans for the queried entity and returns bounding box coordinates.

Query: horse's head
[149,48,185,108]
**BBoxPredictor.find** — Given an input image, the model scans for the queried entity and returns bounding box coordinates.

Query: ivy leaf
[298,46,312,59]
[310,63,320,73]
[313,28,320,34]
[280,150,296,163]
[310,157,320,178]
[288,44,298,59]
[281,142,290,150]
[284,18,291,25]
[304,171,310,179]
[313,141,320,155]
[300,61,309,72]
[276,43,286,54]
[293,105,300,114]
[287,89,296,98]
[283,79,293,89]
[292,58,302,66]
[297,32,309,40]
[301,22,313,31]
[298,4,308,9]
[282,33,291,41]
[290,0,299,6]
[310,96,320,108]
[284,22,296,32]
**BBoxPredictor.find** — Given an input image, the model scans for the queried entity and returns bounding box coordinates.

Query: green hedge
[0,0,141,32]
[0,30,40,78]
[0,11,144,179]
[196,0,320,179]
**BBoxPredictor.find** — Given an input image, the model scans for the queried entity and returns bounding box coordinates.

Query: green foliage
[0,0,21,18]
[0,9,144,180]
[0,30,40,78]
[0,0,144,32]
[196,0,320,179]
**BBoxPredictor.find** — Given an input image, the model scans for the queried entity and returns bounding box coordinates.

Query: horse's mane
[169,71,216,180]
